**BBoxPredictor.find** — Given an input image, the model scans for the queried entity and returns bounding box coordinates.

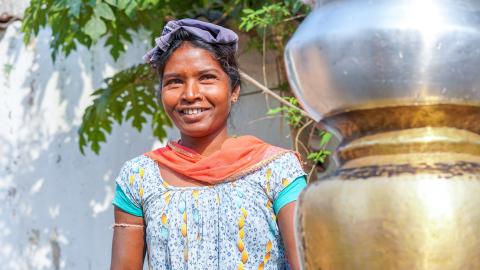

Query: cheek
[207,85,233,111]
[161,91,179,112]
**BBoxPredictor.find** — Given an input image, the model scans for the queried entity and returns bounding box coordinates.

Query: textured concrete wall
[0,0,30,18]
[0,21,290,269]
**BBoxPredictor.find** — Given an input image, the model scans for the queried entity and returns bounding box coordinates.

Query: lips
[177,107,212,123]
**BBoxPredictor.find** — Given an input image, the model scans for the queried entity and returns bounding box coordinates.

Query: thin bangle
[111,223,144,229]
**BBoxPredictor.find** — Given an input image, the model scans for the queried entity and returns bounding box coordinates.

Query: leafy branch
[239,1,304,31]
[266,96,332,168]
[21,0,220,60]
[78,64,171,154]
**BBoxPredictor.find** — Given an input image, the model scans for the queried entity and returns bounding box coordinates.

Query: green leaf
[267,107,283,115]
[106,35,125,60]
[246,21,254,31]
[125,1,138,18]
[104,0,117,7]
[78,64,170,154]
[292,1,302,14]
[104,0,117,6]
[95,2,116,21]
[319,132,332,148]
[68,0,83,17]
[117,0,130,9]
[84,16,107,41]
[307,150,330,164]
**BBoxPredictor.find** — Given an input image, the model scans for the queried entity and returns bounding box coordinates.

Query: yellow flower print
[192,190,199,201]
[241,250,248,264]
[129,175,134,185]
[181,224,187,237]
[266,240,272,252]
[237,239,244,252]
[238,216,245,228]
[162,181,169,188]
[265,168,272,193]
[266,200,272,209]
[282,178,290,187]
[238,207,248,267]
[161,213,168,225]
[258,240,273,269]
[164,192,171,204]
[240,207,247,218]
[239,228,245,239]
[192,190,199,199]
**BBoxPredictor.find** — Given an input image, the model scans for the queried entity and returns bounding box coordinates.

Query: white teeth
[183,108,204,115]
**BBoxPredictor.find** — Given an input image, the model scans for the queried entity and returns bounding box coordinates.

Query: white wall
[0,21,291,269]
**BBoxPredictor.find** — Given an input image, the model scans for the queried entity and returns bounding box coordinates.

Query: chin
[179,125,216,138]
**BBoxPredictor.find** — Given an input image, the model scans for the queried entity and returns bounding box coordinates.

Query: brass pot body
[298,154,480,270]
[296,105,480,270]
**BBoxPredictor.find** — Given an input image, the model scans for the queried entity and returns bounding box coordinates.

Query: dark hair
[149,28,241,94]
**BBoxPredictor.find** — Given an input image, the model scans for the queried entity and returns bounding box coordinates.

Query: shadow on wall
[0,127,156,269]
[0,22,158,269]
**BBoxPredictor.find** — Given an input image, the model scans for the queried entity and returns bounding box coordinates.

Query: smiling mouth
[179,108,210,115]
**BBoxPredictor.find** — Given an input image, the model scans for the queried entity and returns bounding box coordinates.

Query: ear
[231,85,240,103]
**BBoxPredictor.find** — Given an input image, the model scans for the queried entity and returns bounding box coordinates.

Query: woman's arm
[277,201,301,270]
[111,206,146,270]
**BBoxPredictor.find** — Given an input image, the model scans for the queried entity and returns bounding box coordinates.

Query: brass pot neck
[321,104,480,166]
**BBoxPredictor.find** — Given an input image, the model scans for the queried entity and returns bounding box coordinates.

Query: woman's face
[161,42,240,138]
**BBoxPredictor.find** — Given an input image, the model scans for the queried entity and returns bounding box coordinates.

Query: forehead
[163,42,223,74]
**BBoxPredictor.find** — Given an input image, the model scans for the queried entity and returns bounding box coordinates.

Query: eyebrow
[198,68,220,75]
[163,73,182,80]
[162,68,221,80]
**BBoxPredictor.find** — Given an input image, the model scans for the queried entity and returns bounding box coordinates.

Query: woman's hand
[277,201,301,270]
[110,206,146,270]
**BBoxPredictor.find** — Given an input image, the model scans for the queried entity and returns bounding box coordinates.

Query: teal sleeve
[112,184,143,217]
[273,175,307,215]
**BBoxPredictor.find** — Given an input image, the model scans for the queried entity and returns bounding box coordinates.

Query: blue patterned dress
[115,152,306,269]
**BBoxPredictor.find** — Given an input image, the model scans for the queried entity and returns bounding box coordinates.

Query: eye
[164,78,183,87]
[200,74,217,82]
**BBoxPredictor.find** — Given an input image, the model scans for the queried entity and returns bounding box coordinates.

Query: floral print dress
[115,152,306,270]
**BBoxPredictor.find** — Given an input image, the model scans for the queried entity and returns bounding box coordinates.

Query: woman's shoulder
[266,150,304,170]
[245,150,305,182]
[117,154,159,179]
[273,150,301,162]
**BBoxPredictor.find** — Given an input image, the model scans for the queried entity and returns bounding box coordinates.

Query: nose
[182,80,202,103]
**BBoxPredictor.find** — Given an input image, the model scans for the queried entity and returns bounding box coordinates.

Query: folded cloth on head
[143,18,238,64]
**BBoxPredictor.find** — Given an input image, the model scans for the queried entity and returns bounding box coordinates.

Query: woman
[111,19,307,270]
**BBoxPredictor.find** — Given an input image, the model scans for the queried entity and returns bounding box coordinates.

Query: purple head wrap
[143,18,239,64]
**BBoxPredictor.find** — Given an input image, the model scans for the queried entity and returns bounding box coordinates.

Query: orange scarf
[144,135,296,184]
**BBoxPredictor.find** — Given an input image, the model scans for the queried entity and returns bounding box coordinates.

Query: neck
[179,125,230,156]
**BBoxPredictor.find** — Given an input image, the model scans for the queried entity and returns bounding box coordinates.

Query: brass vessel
[284,1,480,269]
